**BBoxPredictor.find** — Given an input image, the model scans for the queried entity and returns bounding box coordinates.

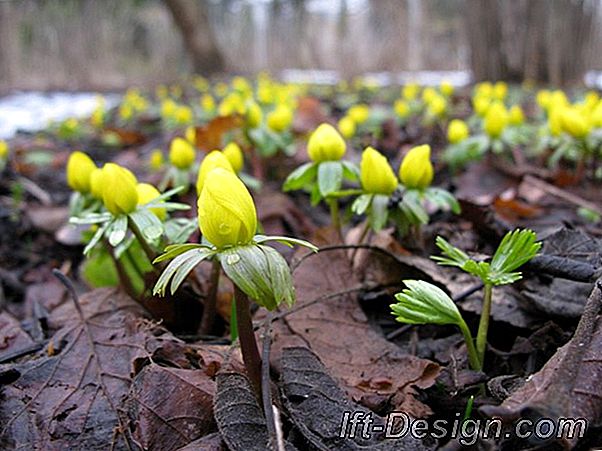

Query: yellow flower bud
[360,147,398,195]
[348,104,370,124]
[0,140,8,159]
[591,102,602,128]
[201,94,215,112]
[149,149,164,171]
[399,144,433,190]
[101,163,138,216]
[307,123,346,162]
[475,82,493,98]
[484,102,509,138]
[136,183,166,220]
[337,116,356,139]
[548,108,564,137]
[267,104,293,132]
[402,83,420,101]
[422,87,437,104]
[561,108,590,139]
[427,95,446,117]
[473,96,490,117]
[185,126,196,145]
[447,119,469,144]
[89,168,104,199]
[493,81,508,100]
[223,142,244,173]
[394,99,410,119]
[169,137,195,170]
[66,151,96,194]
[246,101,263,128]
[196,150,235,194]
[440,80,454,97]
[536,90,551,111]
[508,105,525,125]
[197,168,257,248]
[174,105,193,125]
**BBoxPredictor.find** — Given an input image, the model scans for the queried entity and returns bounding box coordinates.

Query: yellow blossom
[149,150,164,171]
[136,183,166,220]
[197,168,257,248]
[360,147,398,195]
[267,104,293,132]
[399,144,433,190]
[66,151,96,194]
[508,105,525,125]
[222,142,244,173]
[101,163,138,215]
[169,137,195,170]
[348,104,370,124]
[307,123,346,162]
[196,150,235,194]
[337,116,356,139]
[484,102,509,138]
[447,119,469,144]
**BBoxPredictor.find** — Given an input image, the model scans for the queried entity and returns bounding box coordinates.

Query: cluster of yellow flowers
[118,88,149,122]
[537,89,602,140]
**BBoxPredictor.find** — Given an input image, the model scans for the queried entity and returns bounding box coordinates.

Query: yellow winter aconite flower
[493,81,508,100]
[403,83,420,101]
[267,104,293,132]
[223,142,244,173]
[200,94,216,113]
[427,95,446,117]
[169,137,195,170]
[399,144,433,190]
[197,168,257,248]
[89,168,104,199]
[101,163,138,216]
[394,99,410,119]
[348,104,370,124]
[473,96,490,117]
[360,147,398,195]
[447,119,469,144]
[536,90,551,111]
[136,183,166,220]
[475,82,493,98]
[246,101,263,128]
[591,102,602,128]
[548,108,564,137]
[508,105,525,125]
[149,149,164,171]
[422,87,437,104]
[0,140,8,159]
[484,103,508,138]
[174,105,193,125]
[561,108,590,139]
[196,150,235,194]
[185,126,196,145]
[337,116,356,139]
[440,80,454,97]
[307,123,346,162]
[66,151,96,194]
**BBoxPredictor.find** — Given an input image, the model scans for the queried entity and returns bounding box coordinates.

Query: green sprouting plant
[390,229,541,370]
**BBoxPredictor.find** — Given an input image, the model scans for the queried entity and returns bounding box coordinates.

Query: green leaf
[153,247,214,296]
[398,190,428,225]
[70,212,112,225]
[391,280,463,325]
[341,161,360,181]
[283,162,317,191]
[317,161,343,197]
[253,235,318,252]
[83,222,109,256]
[489,229,541,283]
[219,244,295,311]
[154,243,210,263]
[432,236,472,268]
[129,209,163,241]
[369,194,389,231]
[424,187,461,214]
[351,194,373,215]
[164,218,198,244]
[108,215,128,247]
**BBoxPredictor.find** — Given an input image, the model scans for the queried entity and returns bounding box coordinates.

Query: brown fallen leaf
[0,312,35,361]
[127,364,217,450]
[481,279,602,449]
[269,248,440,417]
[194,115,243,151]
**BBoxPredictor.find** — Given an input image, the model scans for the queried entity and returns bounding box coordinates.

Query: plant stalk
[476,283,493,367]
[328,197,343,242]
[233,285,262,398]
[199,259,220,335]
[104,240,138,300]
[458,320,481,371]
[127,216,158,265]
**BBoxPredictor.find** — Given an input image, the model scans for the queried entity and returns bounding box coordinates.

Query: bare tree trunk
[163,0,224,74]
[466,0,598,85]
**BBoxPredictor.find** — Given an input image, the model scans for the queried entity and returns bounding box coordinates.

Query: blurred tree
[466,0,598,85]
[163,0,224,74]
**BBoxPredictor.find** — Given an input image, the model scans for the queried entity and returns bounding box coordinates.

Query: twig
[523,175,602,216]
[260,313,278,449]
[272,405,286,451]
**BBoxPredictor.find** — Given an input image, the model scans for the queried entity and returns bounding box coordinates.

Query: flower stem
[127,216,157,265]
[233,284,262,398]
[476,283,493,368]
[104,240,138,300]
[327,197,343,242]
[199,259,220,335]
[458,319,481,371]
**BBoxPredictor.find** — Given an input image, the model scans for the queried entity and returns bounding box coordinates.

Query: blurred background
[1,0,601,138]
[1,0,602,93]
